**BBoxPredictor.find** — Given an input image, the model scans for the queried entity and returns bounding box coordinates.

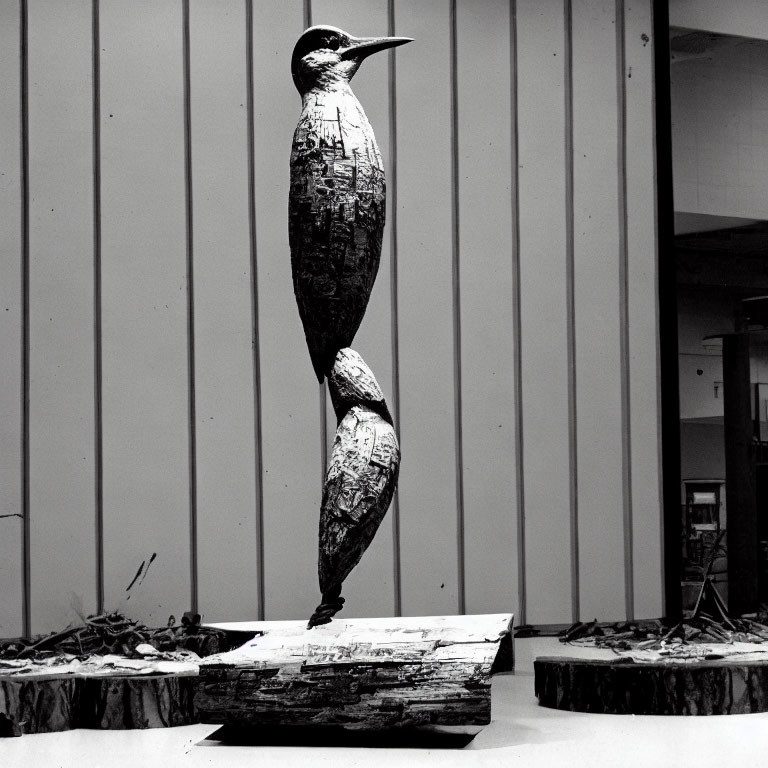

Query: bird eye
[323,35,340,51]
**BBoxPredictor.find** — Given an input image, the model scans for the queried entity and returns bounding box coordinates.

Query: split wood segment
[312,351,400,628]
[289,26,411,628]
[535,655,768,715]
[196,614,514,729]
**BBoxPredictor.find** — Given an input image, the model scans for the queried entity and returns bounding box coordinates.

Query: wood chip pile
[557,614,768,653]
[0,611,224,662]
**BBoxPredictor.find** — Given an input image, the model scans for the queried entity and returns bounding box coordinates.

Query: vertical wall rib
[509,0,526,626]
[616,0,634,619]
[182,0,199,613]
[388,0,402,617]
[449,0,466,616]
[92,0,104,615]
[563,0,579,623]
[245,0,265,621]
[19,0,31,640]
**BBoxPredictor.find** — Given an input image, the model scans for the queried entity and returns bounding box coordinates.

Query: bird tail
[311,356,326,384]
[308,338,338,383]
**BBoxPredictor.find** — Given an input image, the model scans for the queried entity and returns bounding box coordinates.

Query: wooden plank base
[535,655,768,715]
[197,614,513,729]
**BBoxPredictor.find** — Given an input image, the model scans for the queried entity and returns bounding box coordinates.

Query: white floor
[3,637,768,768]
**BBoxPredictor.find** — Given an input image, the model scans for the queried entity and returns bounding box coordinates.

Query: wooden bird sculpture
[307,349,400,628]
[289,25,412,382]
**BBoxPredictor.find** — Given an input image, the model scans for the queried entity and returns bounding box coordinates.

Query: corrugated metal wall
[0,0,662,637]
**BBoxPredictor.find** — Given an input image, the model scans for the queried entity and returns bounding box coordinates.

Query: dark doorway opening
[665,18,768,619]
[675,223,768,615]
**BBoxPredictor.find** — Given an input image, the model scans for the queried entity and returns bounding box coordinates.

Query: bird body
[290,26,411,382]
[289,88,385,382]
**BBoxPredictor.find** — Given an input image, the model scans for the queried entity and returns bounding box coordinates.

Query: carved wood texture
[290,30,402,626]
[289,85,385,383]
[319,405,399,597]
[196,614,513,729]
[309,350,400,627]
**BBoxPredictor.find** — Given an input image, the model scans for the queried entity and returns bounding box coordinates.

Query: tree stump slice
[0,662,199,736]
[197,613,513,730]
[535,655,768,715]
[0,675,80,736]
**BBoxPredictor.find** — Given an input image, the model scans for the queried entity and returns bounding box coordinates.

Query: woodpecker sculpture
[289,25,412,382]
[307,349,400,628]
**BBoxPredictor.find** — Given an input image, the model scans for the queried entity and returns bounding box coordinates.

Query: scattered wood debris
[0,610,225,663]
[559,550,768,656]
[558,614,768,654]
[0,611,231,736]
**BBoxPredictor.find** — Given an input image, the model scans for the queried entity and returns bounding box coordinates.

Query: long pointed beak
[341,35,413,62]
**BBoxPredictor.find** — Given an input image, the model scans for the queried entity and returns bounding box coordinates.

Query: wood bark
[82,674,197,730]
[0,676,80,736]
[535,655,768,715]
[0,662,198,736]
[196,614,513,729]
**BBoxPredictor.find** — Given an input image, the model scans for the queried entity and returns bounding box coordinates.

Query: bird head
[291,25,412,95]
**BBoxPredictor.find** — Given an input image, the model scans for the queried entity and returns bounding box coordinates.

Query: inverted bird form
[290,25,412,382]
[308,349,400,628]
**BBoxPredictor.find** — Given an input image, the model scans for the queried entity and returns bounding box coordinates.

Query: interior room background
[669,0,768,616]
[0,0,664,638]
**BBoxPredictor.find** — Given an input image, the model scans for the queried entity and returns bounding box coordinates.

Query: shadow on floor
[198,724,479,749]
